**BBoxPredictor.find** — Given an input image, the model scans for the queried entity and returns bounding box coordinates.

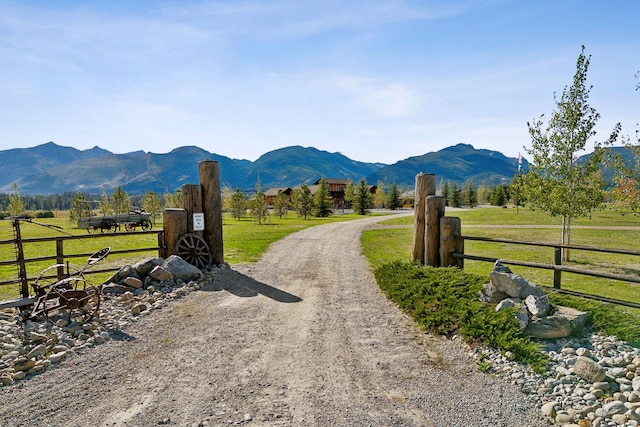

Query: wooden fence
[411,173,640,310]
[0,230,165,297]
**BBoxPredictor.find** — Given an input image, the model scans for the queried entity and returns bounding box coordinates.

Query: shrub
[374,261,547,372]
[35,210,55,218]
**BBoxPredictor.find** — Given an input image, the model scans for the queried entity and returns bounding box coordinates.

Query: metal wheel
[175,233,211,269]
[33,278,101,323]
[32,264,82,296]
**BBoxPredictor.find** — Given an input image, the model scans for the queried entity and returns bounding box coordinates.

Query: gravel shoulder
[0,215,548,427]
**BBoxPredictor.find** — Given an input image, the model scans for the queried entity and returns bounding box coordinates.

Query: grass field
[0,211,365,300]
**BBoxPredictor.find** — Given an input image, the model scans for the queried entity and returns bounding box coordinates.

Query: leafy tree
[250,179,269,224]
[343,180,355,209]
[69,193,91,225]
[386,182,402,210]
[463,181,477,208]
[142,191,162,224]
[273,190,290,219]
[111,186,130,220]
[314,178,333,217]
[373,186,386,209]
[520,46,620,260]
[7,183,25,217]
[230,188,247,220]
[476,186,491,205]
[163,189,182,208]
[292,184,314,219]
[99,190,112,215]
[352,178,373,215]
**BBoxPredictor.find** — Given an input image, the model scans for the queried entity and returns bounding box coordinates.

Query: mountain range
[0,142,527,195]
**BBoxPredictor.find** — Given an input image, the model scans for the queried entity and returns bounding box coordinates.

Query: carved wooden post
[199,160,224,265]
[412,173,436,264]
[182,183,203,239]
[440,216,463,268]
[163,208,187,258]
[425,195,445,267]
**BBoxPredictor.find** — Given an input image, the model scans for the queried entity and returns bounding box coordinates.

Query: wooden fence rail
[0,230,165,294]
[450,235,640,309]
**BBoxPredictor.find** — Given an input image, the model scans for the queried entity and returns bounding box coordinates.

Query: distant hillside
[3,141,625,196]
[0,143,383,195]
[366,143,526,188]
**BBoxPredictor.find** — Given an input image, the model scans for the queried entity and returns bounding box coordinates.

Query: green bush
[374,261,547,372]
[35,210,55,218]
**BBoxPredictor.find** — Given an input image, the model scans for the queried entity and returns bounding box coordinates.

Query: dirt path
[1,215,548,427]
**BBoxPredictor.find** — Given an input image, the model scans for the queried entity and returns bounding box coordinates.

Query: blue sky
[0,0,637,164]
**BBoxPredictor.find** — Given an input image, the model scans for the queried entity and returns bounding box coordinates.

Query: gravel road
[0,215,549,427]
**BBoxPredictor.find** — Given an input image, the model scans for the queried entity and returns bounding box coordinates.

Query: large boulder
[478,282,509,304]
[524,294,550,317]
[489,269,546,299]
[162,255,203,281]
[523,306,586,339]
[132,257,163,276]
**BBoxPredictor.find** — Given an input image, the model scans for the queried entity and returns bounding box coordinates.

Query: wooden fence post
[182,184,203,239]
[199,160,224,265]
[163,208,187,258]
[553,247,562,289]
[425,195,445,267]
[440,216,463,268]
[412,173,436,264]
[56,238,65,280]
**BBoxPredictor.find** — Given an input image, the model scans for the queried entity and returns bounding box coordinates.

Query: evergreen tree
[448,183,460,208]
[314,178,333,217]
[230,188,247,220]
[352,178,373,215]
[441,181,450,206]
[386,182,402,210]
[292,184,314,219]
[273,190,290,219]
[463,181,477,208]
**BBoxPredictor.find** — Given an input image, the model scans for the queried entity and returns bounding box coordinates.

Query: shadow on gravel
[201,269,302,303]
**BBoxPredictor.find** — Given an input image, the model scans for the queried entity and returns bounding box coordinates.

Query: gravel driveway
[0,215,548,426]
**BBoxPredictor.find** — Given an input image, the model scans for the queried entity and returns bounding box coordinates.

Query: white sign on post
[193,213,205,231]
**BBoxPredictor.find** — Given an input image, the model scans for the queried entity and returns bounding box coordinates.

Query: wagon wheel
[34,278,101,323]
[124,223,135,231]
[32,263,82,296]
[141,219,152,231]
[175,233,212,269]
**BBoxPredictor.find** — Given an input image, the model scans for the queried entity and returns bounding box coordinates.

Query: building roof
[313,178,349,186]
[264,187,292,197]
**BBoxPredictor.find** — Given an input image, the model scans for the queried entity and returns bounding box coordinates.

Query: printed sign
[193,213,205,231]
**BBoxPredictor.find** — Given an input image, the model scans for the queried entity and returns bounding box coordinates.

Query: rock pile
[479,261,587,339]
[0,255,224,387]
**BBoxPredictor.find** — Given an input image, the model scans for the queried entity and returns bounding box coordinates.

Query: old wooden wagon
[79,210,153,233]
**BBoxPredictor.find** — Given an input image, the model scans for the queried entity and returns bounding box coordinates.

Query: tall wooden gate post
[412,173,436,264]
[425,195,446,267]
[163,208,187,258]
[199,160,224,265]
[182,184,204,239]
[440,216,463,268]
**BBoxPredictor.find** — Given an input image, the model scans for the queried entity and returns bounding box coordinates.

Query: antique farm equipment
[0,217,108,323]
[28,247,110,322]
[81,209,152,233]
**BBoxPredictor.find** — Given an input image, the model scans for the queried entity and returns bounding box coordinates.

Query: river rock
[149,265,174,282]
[478,282,509,304]
[132,257,163,276]
[162,255,203,281]
[123,277,143,289]
[601,400,627,416]
[524,294,550,317]
[574,357,606,383]
[489,269,546,300]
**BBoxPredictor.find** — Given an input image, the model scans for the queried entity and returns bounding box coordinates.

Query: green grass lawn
[362,206,640,306]
[0,211,365,300]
